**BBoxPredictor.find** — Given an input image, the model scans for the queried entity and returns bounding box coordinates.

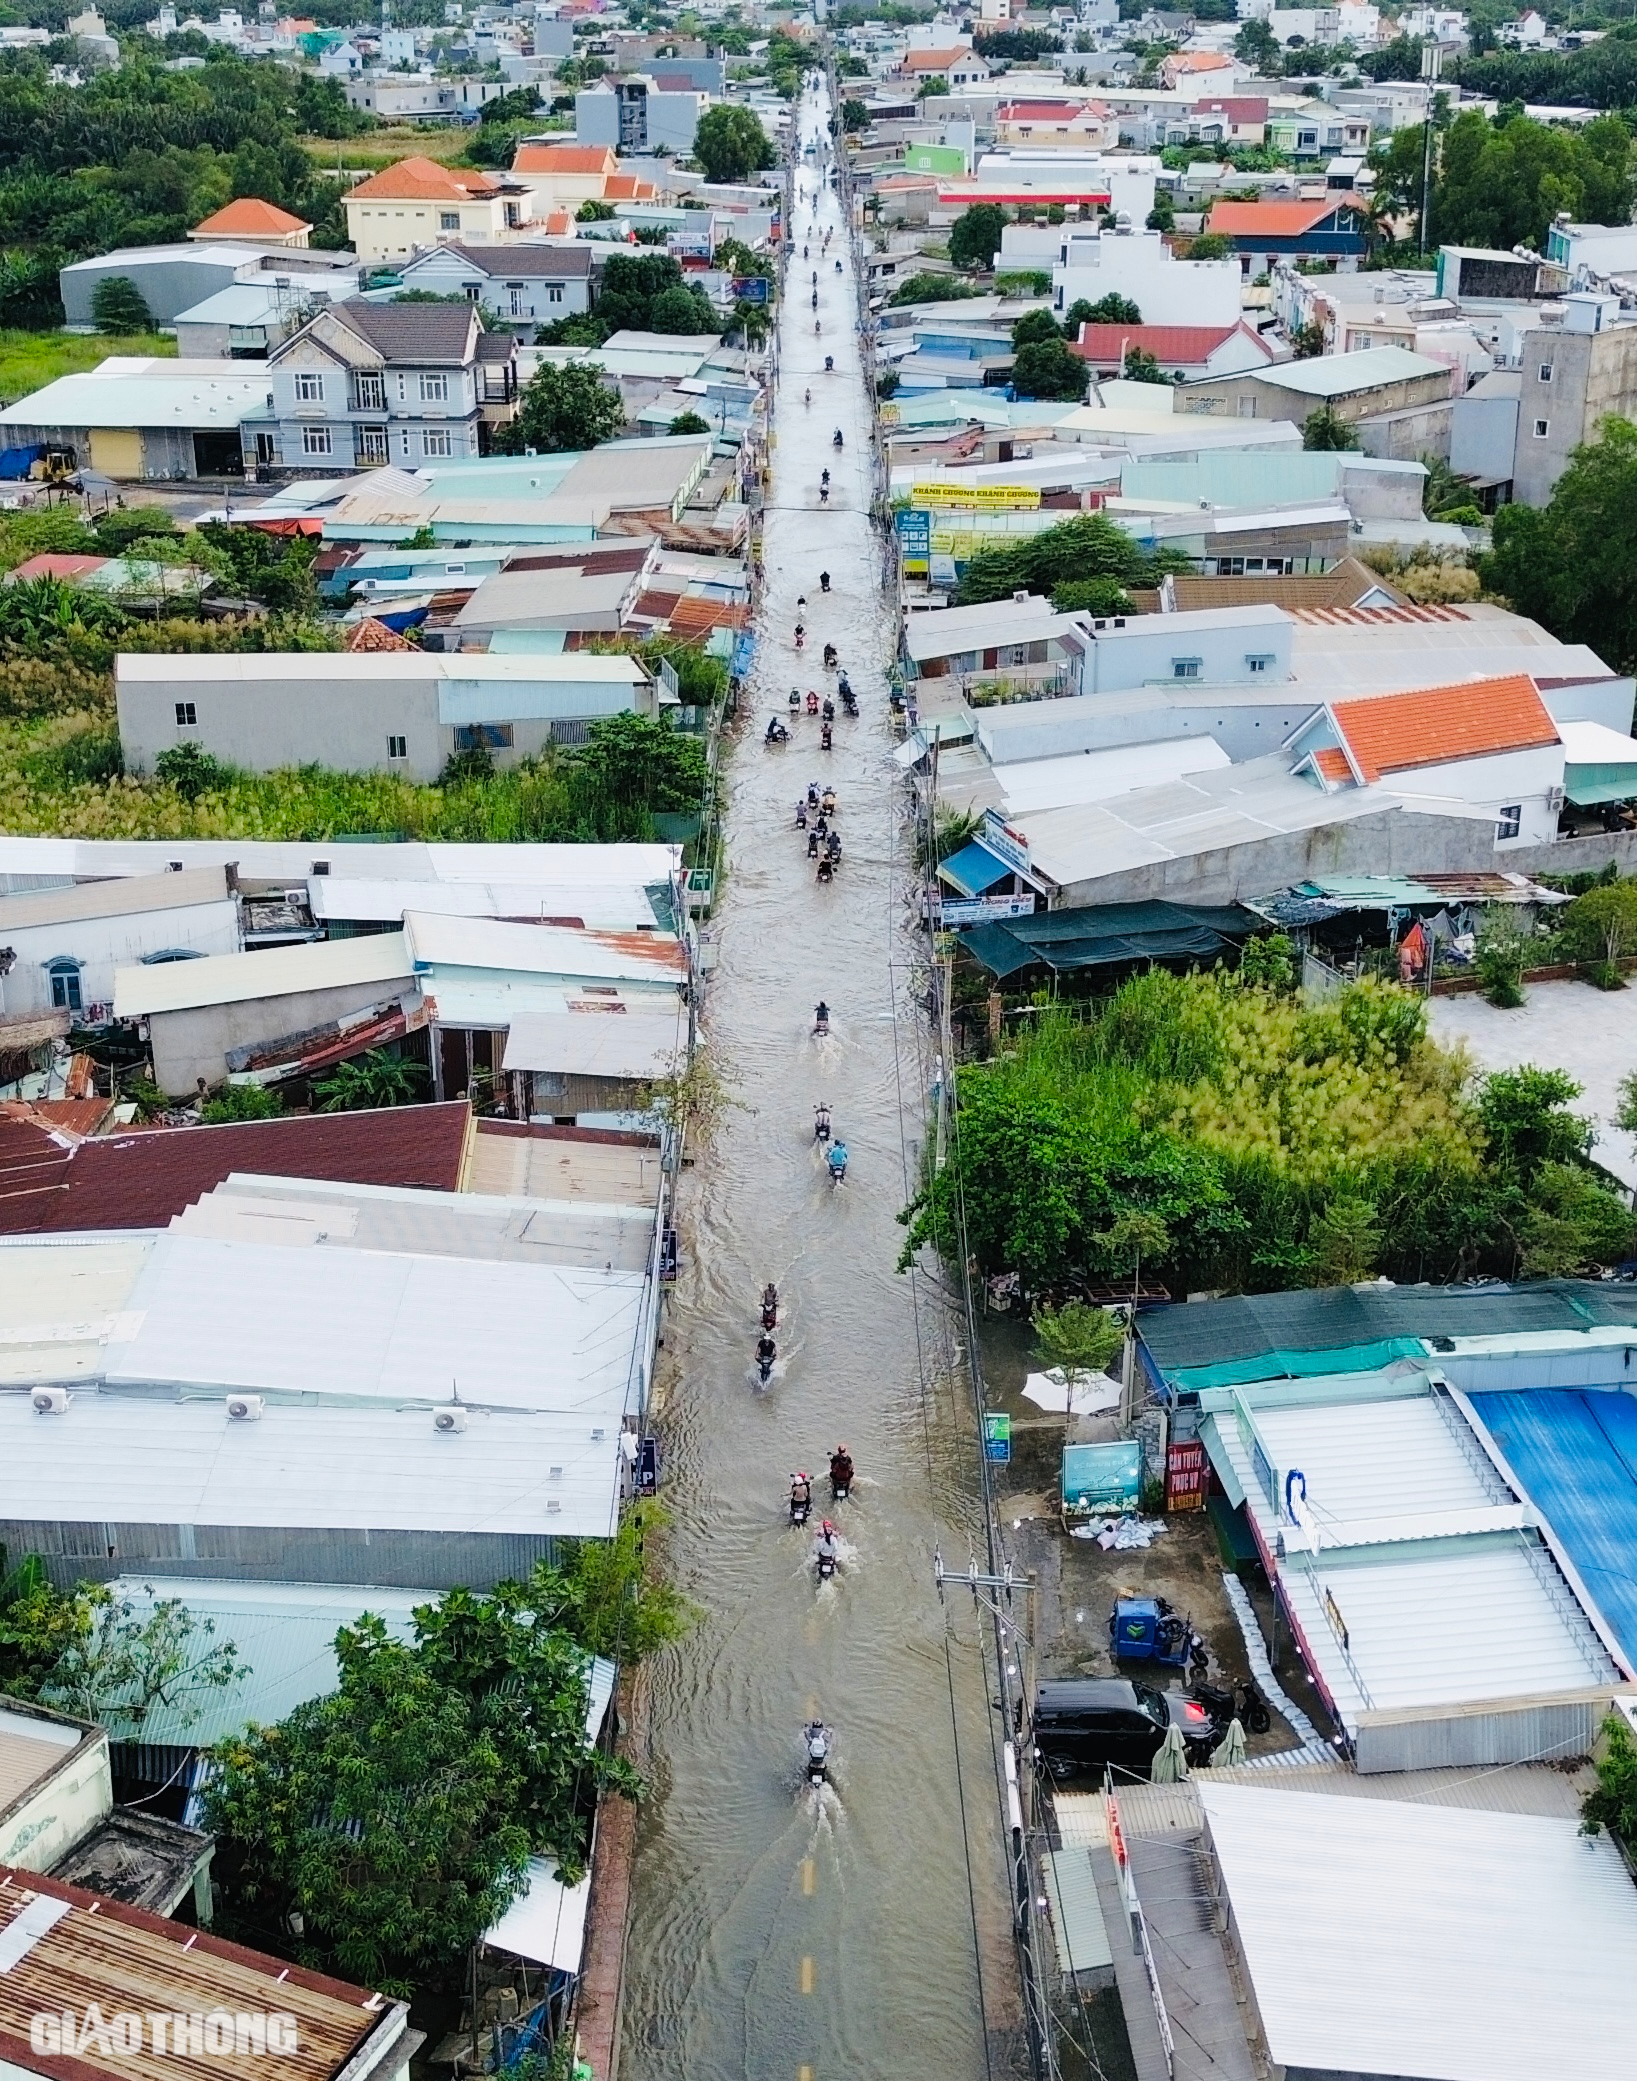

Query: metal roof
[1244,345,1450,396]
[404,912,686,986]
[104,1229,648,1420]
[0,1392,623,1538]
[500,1011,682,1081]
[482,1854,592,1974]
[1200,1782,1637,2081]
[0,361,273,433]
[0,1234,153,1382]
[114,930,412,1020]
[0,867,227,932]
[305,876,665,932]
[0,837,677,886]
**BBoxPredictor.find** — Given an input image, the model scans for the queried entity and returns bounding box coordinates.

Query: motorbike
[804,388,811,406]
[795,802,807,828]
[794,626,805,649]
[816,854,834,882]
[820,788,837,815]
[822,645,837,670]
[807,781,820,806]
[820,721,832,751]
[814,1105,831,1144]
[815,320,821,334]
[764,720,789,745]
[789,688,801,713]
[822,698,835,721]
[819,572,831,592]
[806,690,820,715]
[835,259,842,273]
[829,1457,853,1502]
[827,1141,848,1183]
[826,832,842,863]
[804,1720,832,1785]
[811,292,818,310]
[824,356,834,372]
[761,1281,779,1329]
[841,688,857,716]
[832,429,843,449]
[756,1336,776,1386]
[1190,1675,1272,1737]
[815,1531,838,1583]
[813,1004,830,1036]
[789,1478,812,1528]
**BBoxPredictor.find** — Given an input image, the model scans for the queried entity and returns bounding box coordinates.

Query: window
[1246,654,1274,674]
[174,701,197,727]
[548,284,564,304]
[1236,396,1257,418]
[387,735,407,760]
[507,283,525,316]
[422,427,452,457]
[47,959,82,1013]
[1496,803,1522,841]
[354,372,385,411]
[420,373,450,404]
[1172,657,1202,680]
[302,426,333,456]
[1538,361,1553,383]
[293,372,324,403]
[1533,419,1550,438]
[440,211,460,231]
[357,426,388,465]
[453,722,514,751]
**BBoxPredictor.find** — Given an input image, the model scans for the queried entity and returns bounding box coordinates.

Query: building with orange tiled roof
[343,156,534,263]
[189,198,311,248]
[992,99,1114,149]
[1159,49,1238,88]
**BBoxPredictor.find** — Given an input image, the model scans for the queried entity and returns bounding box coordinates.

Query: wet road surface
[620,80,1018,2081]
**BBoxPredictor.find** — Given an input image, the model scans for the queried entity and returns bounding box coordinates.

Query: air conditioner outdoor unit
[1547,785,1565,814]
[434,1406,468,1433]
[32,1388,69,1415]
[227,1394,264,1421]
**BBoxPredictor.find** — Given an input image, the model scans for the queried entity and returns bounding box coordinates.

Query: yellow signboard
[910,482,1041,510]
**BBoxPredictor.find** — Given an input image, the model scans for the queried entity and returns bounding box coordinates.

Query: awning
[500,1012,682,1080]
[1561,718,1637,806]
[957,898,1258,977]
[482,1856,592,1973]
[937,838,1013,898]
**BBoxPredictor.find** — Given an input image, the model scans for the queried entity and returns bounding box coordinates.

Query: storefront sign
[910,482,1041,510]
[980,808,1030,874]
[983,1411,1012,1464]
[938,892,1036,928]
[894,507,931,564]
[731,275,770,304]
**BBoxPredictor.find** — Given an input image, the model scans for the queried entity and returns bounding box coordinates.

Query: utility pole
[1418,43,1441,257]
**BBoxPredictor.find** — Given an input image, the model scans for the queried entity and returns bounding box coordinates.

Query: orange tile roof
[1312,746,1354,785]
[348,156,501,202]
[603,173,659,201]
[513,143,617,174]
[1330,674,1559,784]
[1208,197,1360,237]
[902,47,970,68]
[1165,50,1233,70]
[543,209,575,235]
[344,616,417,652]
[192,197,310,236]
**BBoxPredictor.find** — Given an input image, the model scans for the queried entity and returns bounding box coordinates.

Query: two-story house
[393,242,595,338]
[342,156,535,265]
[250,299,517,473]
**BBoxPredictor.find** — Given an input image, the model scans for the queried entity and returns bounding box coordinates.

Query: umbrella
[1210,1717,1247,1769]
[1021,1368,1121,1416]
[1149,1722,1189,1783]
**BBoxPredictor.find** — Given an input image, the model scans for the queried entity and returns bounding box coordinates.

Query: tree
[593,250,714,337]
[1303,403,1360,451]
[1476,1065,1592,1180]
[957,512,1170,605]
[1557,881,1637,986]
[1234,17,1281,69]
[1312,1196,1382,1284]
[1481,416,1637,673]
[1146,197,1176,232]
[668,410,710,435]
[1121,347,1171,384]
[1187,231,1235,260]
[313,1047,428,1113]
[1517,1161,1635,1276]
[566,709,706,831]
[841,98,869,133]
[692,104,773,183]
[1011,306,1063,349]
[200,1082,283,1124]
[90,273,153,333]
[1435,107,1633,256]
[1051,577,1134,616]
[502,358,624,453]
[154,740,230,799]
[949,201,1007,271]
[42,1586,243,1729]
[1583,1711,1637,1846]
[576,198,615,221]
[1011,337,1087,401]
[1034,1300,1123,1436]
[1071,292,1142,327]
[1290,319,1326,359]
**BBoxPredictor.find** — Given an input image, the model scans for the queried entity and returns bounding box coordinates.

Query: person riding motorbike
[819,571,830,592]
[756,1331,776,1382]
[824,355,834,371]
[794,623,805,649]
[814,1001,830,1035]
[815,1519,839,1574]
[819,484,829,504]
[789,687,801,712]
[827,831,842,863]
[815,319,821,334]
[821,696,835,721]
[761,1283,778,1330]
[806,690,819,714]
[814,813,828,840]
[795,800,807,828]
[803,244,809,259]
[807,828,820,858]
[789,1472,812,1524]
[820,720,832,750]
[811,291,818,310]
[826,1136,847,1176]
[816,854,834,883]
[764,717,787,744]
[837,670,852,698]
[833,429,843,449]
[804,388,811,406]
[821,468,830,487]
[835,258,842,273]
[820,786,837,815]
[829,1445,854,1496]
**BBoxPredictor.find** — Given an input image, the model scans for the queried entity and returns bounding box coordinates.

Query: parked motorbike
[1190,1675,1271,1737]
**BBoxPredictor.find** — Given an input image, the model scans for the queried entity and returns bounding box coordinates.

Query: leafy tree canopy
[498,358,624,454]
[1011,335,1086,400]
[1433,106,1633,253]
[1303,403,1360,450]
[948,200,1007,270]
[692,103,774,183]
[957,512,1180,605]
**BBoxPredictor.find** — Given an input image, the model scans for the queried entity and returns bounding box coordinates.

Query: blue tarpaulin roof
[938,838,1013,897]
[1467,1388,1637,1668]
[958,898,1257,978]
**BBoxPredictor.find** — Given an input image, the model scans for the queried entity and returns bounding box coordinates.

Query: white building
[1051,223,1243,330]
[0,867,239,1021]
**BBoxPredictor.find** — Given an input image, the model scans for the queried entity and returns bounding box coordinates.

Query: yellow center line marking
[799,2067,814,2081]
[800,1955,816,1995]
[801,1857,816,1896]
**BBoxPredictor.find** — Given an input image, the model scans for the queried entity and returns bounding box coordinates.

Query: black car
[1032,1678,1216,1782]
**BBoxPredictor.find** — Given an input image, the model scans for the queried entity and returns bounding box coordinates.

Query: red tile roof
[996,99,1108,119]
[1312,746,1354,784]
[344,615,417,651]
[8,554,107,582]
[1071,322,1266,365]
[1208,197,1361,237]
[192,197,311,237]
[0,1100,472,1236]
[1191,96,1268,121]
[513,143,617,174]
[1330,674,1559,784]
[902,46,971,68]
[348,156,502,202]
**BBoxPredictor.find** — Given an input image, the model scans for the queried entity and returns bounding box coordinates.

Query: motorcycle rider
[833,428,843,449]
[819,571,830,592]
[761,1281,778,1327]
[814,1102,831,1142]
[830,1443,854,1494]
[804,388,811,406]
[764,717,786,745]
[821,468,830,488]
[820,721,832,750]
[814,1000,830,1033]
[756,1331,776,1379]
[815,1519,839,1571]
[789,1471,812,1521]
[807,828,820,858]
[827,1136,847,1176]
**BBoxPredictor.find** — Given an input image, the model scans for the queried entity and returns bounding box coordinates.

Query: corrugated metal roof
[0,1234,152,1382]
[0,1865,403,2081]
[0,363,273,433]
[1041,1848,1113,1976]
[104,1229,648,1419]
[1245,345,1448,395]
[306,873,662,931]
[1200,1782,1637,2081]
[404,912,686,984]
[500,1011,681,1081]
[0,867,227,932]
[0,1392,623,1538]
[482,1855,591,1973]
[114,931,412,1020]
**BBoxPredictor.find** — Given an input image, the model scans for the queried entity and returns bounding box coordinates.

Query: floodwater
[620,82,1020,2081]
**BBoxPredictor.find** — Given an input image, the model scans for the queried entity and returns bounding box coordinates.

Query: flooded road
[620,81,1018,2081]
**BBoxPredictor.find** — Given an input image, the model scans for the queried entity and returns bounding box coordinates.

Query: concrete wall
[60,253,241,329]
[1451,386,1519,486]
[1179,366,1455,425]
[0,1706,109,1870]
[1355,399,1453,463]
[1512,324,1637,509]
[147,977,410,1095]
[0,900,240,1020]
[10,1520,561,1592]
[119,665,447,781]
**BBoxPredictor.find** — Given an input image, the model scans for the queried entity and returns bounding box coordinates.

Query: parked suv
[1033,1678,1216,1781]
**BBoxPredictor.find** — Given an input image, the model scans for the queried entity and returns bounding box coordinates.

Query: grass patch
[0,331,175,409]
[300,128,476,172]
